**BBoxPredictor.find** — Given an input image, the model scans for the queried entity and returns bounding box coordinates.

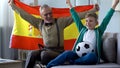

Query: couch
[51,32,120,68]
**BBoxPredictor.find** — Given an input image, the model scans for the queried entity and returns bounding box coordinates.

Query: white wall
[99,0,120,33]
[38,0,76,8]
[0,0,16,59]
[0,1,6,27]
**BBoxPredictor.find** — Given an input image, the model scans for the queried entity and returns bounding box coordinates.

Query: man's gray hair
[39,4,51,14]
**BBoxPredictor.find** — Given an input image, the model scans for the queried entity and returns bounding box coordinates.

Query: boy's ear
[95,21,99,28]
[96,21,98,25]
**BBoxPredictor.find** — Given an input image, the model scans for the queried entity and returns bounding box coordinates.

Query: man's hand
[94,4,99,11]
[66,0,73,9]
[8,0,14,6]
[66,0,70,5]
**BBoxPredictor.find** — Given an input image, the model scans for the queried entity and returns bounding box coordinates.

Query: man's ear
[95,21,99,28]
[40,13,44,18]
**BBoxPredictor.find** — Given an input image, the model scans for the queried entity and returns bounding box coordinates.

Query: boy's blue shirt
[70,8,115,63]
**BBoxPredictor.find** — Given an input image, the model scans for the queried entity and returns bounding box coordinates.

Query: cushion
[101,37,117,63]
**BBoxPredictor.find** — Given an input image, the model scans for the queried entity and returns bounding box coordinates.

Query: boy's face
[85,16,98,30]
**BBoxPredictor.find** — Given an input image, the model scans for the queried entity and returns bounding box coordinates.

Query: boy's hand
[114,0,119,4]
[112,0,119,9]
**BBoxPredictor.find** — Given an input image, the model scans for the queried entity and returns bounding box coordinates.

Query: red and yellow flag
[9,0,94,50]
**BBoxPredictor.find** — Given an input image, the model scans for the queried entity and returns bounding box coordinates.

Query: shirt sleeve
[70,8,84,32]
[11,3,41,29]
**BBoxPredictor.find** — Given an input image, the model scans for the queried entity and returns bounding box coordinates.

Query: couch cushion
[101,37,117,63]
[52,63,120,68]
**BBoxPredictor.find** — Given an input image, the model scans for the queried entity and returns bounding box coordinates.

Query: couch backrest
[101,32,120,64]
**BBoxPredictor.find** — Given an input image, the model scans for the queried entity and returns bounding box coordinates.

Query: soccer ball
[75,42,94,57]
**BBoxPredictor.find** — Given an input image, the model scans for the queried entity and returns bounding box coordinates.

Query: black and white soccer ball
[75,42,94,57]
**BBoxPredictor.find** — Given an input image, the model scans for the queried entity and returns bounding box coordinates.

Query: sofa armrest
[101,37,117,63]
[117,33,120,64]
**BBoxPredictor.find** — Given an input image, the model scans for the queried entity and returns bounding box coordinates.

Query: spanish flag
[9,0,94,50]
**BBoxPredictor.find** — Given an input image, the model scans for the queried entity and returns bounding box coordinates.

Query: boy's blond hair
[85,12,98,21]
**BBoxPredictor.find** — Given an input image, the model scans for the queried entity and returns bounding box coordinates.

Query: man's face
[85,17,98,30]
[41,7,53,23]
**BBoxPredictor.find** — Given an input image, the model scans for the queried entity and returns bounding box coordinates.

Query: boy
[47,0,119,68]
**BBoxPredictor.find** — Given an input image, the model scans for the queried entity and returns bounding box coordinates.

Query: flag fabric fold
[10,0,94,50]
